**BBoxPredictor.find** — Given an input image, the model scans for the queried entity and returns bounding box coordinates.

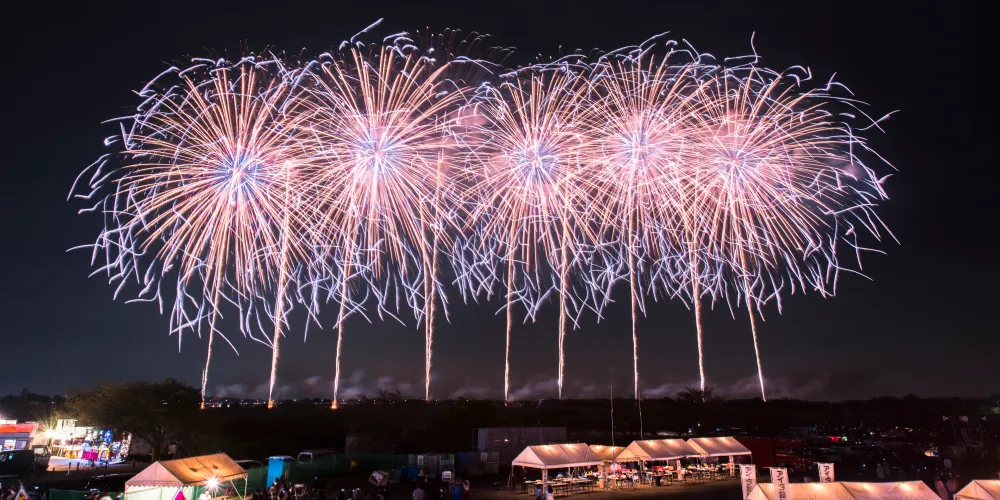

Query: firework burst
[71,56,316,406]
[299,42,468,405]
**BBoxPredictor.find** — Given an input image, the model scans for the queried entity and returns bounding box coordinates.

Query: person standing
[934,473,948,500]
[946,473,959,499]
[544,485,554,500]
[412,485,425,500]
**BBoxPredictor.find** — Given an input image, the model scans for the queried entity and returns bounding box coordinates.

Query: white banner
[770,467,790,500]
[740,464,757,499]
[817,463,835,482]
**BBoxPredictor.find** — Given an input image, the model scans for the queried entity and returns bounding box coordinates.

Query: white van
[297,449,335,464]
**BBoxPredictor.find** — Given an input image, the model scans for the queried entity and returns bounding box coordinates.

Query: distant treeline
[2,384,997,460]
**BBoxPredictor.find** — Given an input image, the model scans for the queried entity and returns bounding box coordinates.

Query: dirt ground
[437,479,743,500]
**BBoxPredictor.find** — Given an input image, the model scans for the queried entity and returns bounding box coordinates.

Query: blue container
[451,485,463,500]
[267,456,295,488]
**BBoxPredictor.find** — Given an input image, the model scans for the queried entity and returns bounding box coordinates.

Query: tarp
[957,480,1000,499]
[588,445,640,463]
[126,453,247,488]
[686,437,752,457]
[511,444,601,469]
[748,481,940,500]
[625,440,701,461]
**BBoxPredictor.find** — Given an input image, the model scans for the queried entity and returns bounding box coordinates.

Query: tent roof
[957,480,1000,500]
[686,437,752,457]
[588,445,640,463]
[126,453,247,488]
[748,481,939,500]
[626,440,701,461]
[512,444,602,469]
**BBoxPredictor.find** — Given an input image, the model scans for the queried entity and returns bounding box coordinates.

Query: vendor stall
[625,439,702,483]
[686,436,752,477]
[588,446,640,489]
[512,444,601,493]
[125,453,247,500]
[686,437,752,457]
[748,481,939,499]
[956,480,1000,499]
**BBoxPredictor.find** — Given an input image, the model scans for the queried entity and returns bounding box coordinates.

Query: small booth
[686,437,752,477]
[0,423,38,451]
[748,481,940,499]
[956,480,1000,499]
[125,453,247,500]
[588,445,640,489]
[625,439,701,483]
[512,444,602,495]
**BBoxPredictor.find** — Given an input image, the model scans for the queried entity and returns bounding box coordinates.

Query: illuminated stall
[125,453,247,500]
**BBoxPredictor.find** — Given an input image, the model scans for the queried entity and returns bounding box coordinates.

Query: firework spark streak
[462,67,599,399]
[300,43,467,404]
[71,57,318,406]
[71,28,895,404]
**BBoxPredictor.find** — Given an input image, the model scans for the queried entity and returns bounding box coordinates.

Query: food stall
[625,439,702,482]
[125,453,247,500]
[512,444,602,495]
[686,436,752,477]
[588,445,640,488]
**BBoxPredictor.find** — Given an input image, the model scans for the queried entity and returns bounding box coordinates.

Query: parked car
[84,473,137,493]
[296,450,335,465]
[0,449,41,476]
[31,446,51,472]
[235,460,264,470]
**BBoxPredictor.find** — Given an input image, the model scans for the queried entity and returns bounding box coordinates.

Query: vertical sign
[740,464,757,499]
[817,463,835,483]
[770,468,790,500]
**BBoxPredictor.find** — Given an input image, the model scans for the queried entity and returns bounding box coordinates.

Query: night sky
[2,1,992,401]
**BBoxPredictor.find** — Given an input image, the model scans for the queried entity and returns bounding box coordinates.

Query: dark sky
[1,1,992,401]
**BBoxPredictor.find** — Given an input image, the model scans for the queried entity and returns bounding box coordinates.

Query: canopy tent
[957,480,1000,499]
[588,445,640,463]
[125,453,247,500]
[748,481,939,500]
[625,439,700,462]
[511,444,602,469]
[686,437,752,457]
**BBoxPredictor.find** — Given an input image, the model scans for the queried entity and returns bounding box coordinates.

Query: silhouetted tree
[66,379,200,461]
[676,387,717,403]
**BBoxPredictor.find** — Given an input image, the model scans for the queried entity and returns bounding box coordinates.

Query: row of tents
[511,437,751,469]
[116,452,1000,500]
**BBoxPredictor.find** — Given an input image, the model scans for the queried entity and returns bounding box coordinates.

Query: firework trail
[462,66,598,400]
[70,56,314,406]
[586,44,706,398]
[70,29,895,403]
[299,41,467,405]
[682,63,895,399]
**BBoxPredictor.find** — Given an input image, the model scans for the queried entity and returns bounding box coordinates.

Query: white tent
[686,437,752,457]
[748,481,940,500]
[588,445,640,463]
[512,444,602,469]
[625,439,701,461]
[957,480,1000,499]
[125,453,247,500]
